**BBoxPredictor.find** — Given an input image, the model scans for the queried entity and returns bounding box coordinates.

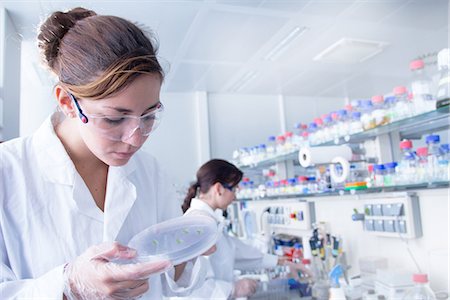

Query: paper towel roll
[298,145,352,168]
[329,156,350,183]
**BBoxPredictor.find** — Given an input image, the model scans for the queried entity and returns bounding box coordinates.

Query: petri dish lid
[128,215,219,266]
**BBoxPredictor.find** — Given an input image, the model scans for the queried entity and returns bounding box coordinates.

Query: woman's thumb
[91,241,137,262]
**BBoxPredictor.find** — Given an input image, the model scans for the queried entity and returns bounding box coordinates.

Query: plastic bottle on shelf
[284,132,295,153]
[371,95,390,126]
[410,59,435,115]
[360,99,376,130]
[425,135,442,182]
[265,181,274,197]
[336,109,349,140]
[366,164,375,187]
[267,135,277,157]
[287,178,297,194]
[383,162,398,186]
[308,122,319,145]
[276,135,286,155]
[436,48,450,105]
[373,164,385,187]
[439,144,449,181]
[416,147,429,183]
[348,111,363,136]
[314,117,325,145]
[384,95,398,122]
[397,140,417,184]
[307,176,318,194]
[297,176,309,194]
[393,86,413,121]
[322,115,334,142]
[402,274,436,300]
[258,144,267,162]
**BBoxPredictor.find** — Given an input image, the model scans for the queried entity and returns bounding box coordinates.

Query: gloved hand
[284,260,314,280]
[232,278,258,298]
[63,242,172,300]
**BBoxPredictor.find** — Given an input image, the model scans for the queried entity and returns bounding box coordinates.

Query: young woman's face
[216,184,238,210]
[76,74,162,166]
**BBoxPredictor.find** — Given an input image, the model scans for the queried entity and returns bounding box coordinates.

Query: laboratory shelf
[236,181,449,201]
[237,107,450,170]
[235,150,298,169]
[317,106,450,146]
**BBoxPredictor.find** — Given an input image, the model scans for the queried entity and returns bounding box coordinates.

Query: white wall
[0,8,21,141]
[244,188,449,293]
[141,92,202,195]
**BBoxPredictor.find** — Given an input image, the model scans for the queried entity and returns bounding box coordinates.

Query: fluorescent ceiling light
[314,38,388,64]
[264,26,309,61]
[230,70,259,92]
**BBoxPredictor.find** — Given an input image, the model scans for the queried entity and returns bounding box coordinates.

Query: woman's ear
[213,182,223,196]
[55,85,76,118]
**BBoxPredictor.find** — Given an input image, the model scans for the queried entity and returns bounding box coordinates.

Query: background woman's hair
[37,7,164,100]
[182,159,243,213]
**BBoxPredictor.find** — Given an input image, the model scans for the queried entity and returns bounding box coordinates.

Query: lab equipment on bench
[127,215,219,265]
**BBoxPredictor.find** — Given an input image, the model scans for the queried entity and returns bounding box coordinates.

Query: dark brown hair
[37,7,164,100]
[182,159,243,213]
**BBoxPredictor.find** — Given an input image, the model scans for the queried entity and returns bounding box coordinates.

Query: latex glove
[232,278,258,298]
[284,261,314,280]
[63,242,172,300]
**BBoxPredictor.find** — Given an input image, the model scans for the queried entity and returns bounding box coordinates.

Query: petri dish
[128,215,219,266]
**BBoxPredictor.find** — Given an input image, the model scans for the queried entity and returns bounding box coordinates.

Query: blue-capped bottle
[426,135,442,182]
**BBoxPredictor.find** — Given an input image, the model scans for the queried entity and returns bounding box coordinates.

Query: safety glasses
[68,93,164,141]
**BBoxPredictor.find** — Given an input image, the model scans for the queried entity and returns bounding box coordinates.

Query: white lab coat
[0,112,206,299]
[175,199,278,299]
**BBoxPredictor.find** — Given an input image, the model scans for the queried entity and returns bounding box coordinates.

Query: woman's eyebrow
[103,102,160,113]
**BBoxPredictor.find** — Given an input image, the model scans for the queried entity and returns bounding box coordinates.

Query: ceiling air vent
[313,38,388,64]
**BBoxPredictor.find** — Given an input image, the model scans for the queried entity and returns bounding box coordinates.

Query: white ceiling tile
[300,0,357,18]
[259,0,309,12]
[215,0,265,8]
[343,0,408,23]
[195,64,242,92]
[281,70,350,96]
[164,62,210,92]
[382,0,448,31]
[183,10,288,62]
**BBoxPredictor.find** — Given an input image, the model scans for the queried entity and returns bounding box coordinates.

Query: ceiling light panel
[183,10,287,62]
[264,26,309,61]
[314,38,389,64]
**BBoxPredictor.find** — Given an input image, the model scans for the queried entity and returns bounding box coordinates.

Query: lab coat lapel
[103,158,137,241]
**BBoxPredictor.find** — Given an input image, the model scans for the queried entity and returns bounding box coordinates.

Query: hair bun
[38,7,96,70]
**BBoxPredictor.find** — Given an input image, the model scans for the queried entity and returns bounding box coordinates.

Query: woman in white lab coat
[181,159,311,299]
[0,7,207,299]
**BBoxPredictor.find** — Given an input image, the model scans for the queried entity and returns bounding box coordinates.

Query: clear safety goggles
[68,93,164,141]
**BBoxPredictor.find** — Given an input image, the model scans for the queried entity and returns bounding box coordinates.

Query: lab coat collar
[33,112,76,185]
[33,112,139,239]
[189,198,225,223]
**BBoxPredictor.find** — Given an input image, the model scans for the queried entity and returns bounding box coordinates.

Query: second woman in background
[179,159,312,299]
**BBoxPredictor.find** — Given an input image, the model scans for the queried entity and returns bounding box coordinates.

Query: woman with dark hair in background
[180,159,312,299]
[0,7,208,299]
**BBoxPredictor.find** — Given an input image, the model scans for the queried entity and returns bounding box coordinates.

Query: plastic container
[438,144,449,181]
[128,215,219,266]
[371,95,390,126]
[349,111,363,135]
[383,162,398,186]
[397,140,417,184]
[360,100,376,130]
[384,96,398,123]
[267,136,277,157]
[436,48,450,103]
[373,164,386,187]
[393,86,413,121]
[402,274,436,300]
[416,147,429,183]
[425,135,442,182]
[410,59,435,115]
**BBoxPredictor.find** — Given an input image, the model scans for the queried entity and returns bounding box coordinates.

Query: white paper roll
[329,156,350,183]
[298,145,352,168]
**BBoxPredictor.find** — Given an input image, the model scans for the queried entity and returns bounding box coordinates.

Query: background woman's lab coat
[179,198,278,299]
[0,112,205,299]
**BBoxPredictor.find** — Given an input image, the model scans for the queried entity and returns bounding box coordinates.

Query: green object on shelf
[344,185,368,191]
